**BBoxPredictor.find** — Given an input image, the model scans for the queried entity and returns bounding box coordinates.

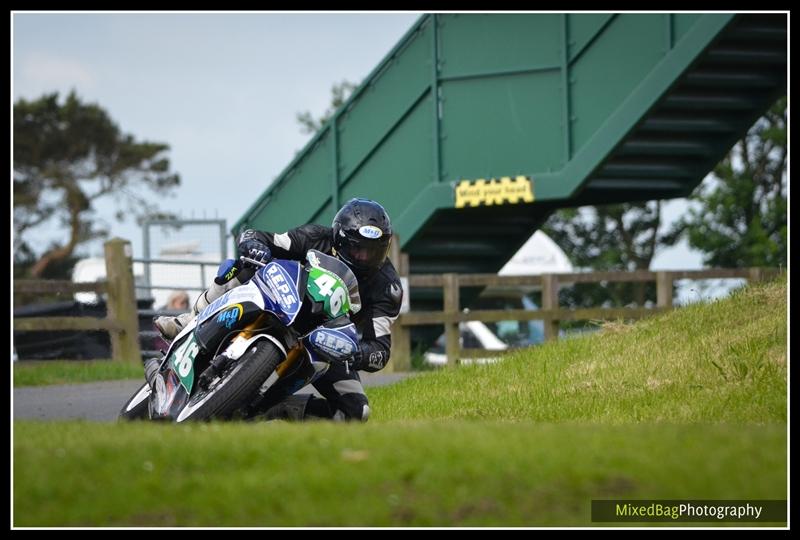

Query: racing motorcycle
[119,249,361,422]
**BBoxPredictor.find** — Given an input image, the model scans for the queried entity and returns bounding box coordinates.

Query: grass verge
[369,276,786,424]
[13,276,787,526]
[13,360,144,387]
[13,421,786,527]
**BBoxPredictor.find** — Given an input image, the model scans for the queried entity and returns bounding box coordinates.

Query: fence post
[541,273,559,342]
[104,238,142,364]
[385,236,411,372]
[389,323,412,373]
[389,234,401,270]
[443,273,460,366]
[656,271,674,309]
[748,267,764,284]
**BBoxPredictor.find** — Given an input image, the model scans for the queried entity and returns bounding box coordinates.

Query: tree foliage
[542,95,787,308]
[670,96,787,268]
[542,202,670,307]
[14,91,181,278]
[544,203,668,272]
[295,80,357,135]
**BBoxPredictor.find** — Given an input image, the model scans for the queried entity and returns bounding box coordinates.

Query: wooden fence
[13,236,780,371]
[13,238,142,363]
[388,267,780,371]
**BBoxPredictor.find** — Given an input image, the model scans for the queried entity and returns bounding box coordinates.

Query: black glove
[239,238,272,265]
[349,347,364,371]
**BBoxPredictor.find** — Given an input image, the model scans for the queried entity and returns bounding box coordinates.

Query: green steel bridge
[235,13,786,289]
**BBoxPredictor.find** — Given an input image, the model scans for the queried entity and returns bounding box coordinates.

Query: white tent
[498,230,574,276]
[479,231,574,298]
[425,231,574,364]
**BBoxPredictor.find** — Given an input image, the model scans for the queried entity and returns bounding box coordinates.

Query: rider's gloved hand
[238,233,272,265]
[348,346,364,372]
[214,258,240,285]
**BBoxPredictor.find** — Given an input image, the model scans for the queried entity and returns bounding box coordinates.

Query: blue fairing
[196,284,263,325]
[252,259,302,326]
[195,259,302,327]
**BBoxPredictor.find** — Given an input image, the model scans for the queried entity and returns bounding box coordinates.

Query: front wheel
[118,382,151,421]
[175,340,284,422]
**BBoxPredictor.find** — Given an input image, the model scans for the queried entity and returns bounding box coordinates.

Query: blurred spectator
[162,290,190,311]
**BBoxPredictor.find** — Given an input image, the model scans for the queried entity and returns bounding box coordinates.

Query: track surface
[13,372,413,421]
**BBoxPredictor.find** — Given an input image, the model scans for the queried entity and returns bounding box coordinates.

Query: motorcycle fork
[198,313,278,388]
[276,344,304,377]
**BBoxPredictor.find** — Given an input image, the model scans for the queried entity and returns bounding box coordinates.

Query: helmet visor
[337,236,390,272]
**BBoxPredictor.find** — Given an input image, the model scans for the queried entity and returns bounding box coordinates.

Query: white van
[71,243,222,309]
[71,257,148,304]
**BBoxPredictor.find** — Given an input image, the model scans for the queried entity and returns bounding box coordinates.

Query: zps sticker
[454,175,534,208]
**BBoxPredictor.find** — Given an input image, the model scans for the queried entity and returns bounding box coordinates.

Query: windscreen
[306,249,361,314]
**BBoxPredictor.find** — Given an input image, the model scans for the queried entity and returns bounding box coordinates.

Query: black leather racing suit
[239,225,403,421]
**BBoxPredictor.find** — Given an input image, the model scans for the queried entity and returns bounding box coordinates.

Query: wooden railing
[388,267,780,370]
[13,238,142,363]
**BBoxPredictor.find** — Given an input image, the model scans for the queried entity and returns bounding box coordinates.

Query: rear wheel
[175,340,284,422]
[118,382,151,421]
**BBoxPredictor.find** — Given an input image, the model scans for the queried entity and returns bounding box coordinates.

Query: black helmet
[332,198,392,278]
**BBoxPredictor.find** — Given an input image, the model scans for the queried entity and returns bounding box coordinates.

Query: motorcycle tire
[175,340,284,422]
[118,382,152,421]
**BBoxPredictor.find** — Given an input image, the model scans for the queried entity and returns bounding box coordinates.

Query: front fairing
[250,259,304,326]
[195,259,304,329]
[149,331,199,419]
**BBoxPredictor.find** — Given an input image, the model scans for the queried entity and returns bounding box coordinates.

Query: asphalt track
[13,372,413,421]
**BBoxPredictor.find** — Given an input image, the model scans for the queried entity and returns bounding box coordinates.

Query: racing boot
[153,312,194,341]
[262,394,314,421]
[259,396,348,422]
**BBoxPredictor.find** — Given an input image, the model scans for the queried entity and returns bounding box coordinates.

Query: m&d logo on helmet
[358,225,383,239]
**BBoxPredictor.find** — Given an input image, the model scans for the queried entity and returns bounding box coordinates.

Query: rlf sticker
[358,225,383,239]
[307,250,321,267]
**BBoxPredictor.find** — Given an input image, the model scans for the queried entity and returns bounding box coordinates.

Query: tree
[296,80,357,135]
[670,96,787,268]
[542,202,671,307]
[13,91,181,278]
[542,96,787,308]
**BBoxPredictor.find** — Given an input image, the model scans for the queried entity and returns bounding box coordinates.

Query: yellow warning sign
[454,175,535,208]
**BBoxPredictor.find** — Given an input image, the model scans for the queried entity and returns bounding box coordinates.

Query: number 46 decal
[313,273,347,317]
[173,338,199,378]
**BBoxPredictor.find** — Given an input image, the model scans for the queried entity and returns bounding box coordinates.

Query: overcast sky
[12,11,706,276]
